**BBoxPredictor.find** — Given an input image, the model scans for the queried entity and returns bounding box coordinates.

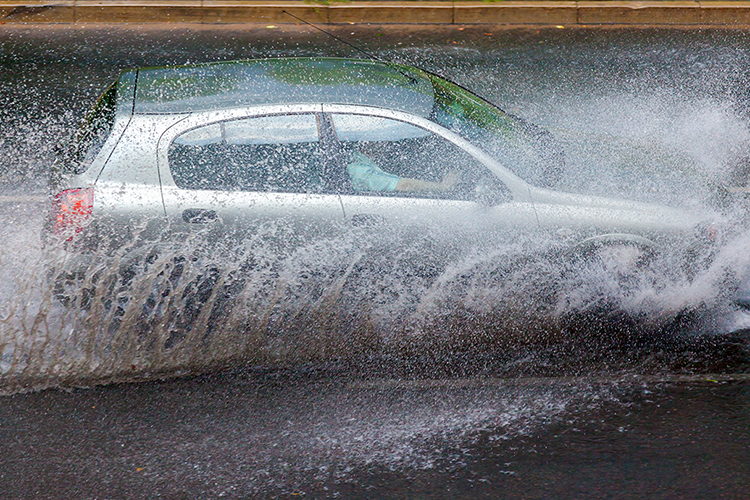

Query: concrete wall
[2,1,750,26]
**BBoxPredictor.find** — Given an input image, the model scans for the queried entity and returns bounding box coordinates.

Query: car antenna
[282,11,420,84]
[282,10,385,63]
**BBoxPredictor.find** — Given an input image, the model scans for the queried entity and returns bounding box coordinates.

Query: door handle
[351,214,385,227]
[182,209,217,224]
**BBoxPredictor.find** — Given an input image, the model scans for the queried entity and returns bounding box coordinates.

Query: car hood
[528,186,707,232]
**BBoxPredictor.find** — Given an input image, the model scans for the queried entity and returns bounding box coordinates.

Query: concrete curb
[3,1,750,25]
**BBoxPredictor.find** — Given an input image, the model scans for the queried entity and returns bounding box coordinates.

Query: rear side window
[168,114,325,193]
[62,82,118,175]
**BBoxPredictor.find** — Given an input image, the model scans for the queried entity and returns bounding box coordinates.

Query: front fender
[572,233,660,254]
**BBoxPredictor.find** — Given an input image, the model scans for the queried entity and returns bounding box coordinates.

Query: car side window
[330,114,509,202]
[168,114,325,193]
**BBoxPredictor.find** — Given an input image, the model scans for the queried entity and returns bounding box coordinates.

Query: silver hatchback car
[47,57,718,316]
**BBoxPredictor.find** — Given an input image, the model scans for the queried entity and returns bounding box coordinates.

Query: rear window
[168,114,326,193]
[62,82,118,175]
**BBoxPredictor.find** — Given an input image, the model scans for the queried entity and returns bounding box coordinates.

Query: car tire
[561,239,658,313]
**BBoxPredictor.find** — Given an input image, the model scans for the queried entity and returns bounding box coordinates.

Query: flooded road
[0,24,749,497]
[2,371,748,499]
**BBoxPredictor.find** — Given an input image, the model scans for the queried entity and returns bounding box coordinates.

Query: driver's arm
[395,170,460,192]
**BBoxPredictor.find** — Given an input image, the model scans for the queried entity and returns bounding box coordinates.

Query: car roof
[127,57,436,116]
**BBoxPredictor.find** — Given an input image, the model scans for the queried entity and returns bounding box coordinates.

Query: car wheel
[50,267,99,309]
[137,255,253,349]
[561,239,658,313]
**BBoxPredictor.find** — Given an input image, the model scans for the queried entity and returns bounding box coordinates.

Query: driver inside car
[347,142,460,193]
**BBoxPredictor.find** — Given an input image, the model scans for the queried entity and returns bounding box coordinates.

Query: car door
[324,108,539,260]
[157,107,348,259]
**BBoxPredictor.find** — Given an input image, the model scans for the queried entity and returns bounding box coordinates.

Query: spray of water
[2,37,750,393]
[0,198,746,394]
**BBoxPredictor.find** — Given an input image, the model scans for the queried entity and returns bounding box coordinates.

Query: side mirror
[474,176,509,206]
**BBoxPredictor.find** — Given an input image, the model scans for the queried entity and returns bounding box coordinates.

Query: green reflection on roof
[131,58,435,116]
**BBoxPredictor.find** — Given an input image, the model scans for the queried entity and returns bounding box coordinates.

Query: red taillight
[693,221,719,244]
[706,223,718,241]
[53,188,93,240]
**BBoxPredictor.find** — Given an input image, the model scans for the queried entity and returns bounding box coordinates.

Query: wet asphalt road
[1,24,750,498]
[1,370,749,499]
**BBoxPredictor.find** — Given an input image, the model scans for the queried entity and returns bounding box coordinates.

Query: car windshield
[61,82,118,175]
[429,76,560,187]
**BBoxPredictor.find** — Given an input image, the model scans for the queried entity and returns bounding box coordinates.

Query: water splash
[0,206,746,394]
[3,29,750,392]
